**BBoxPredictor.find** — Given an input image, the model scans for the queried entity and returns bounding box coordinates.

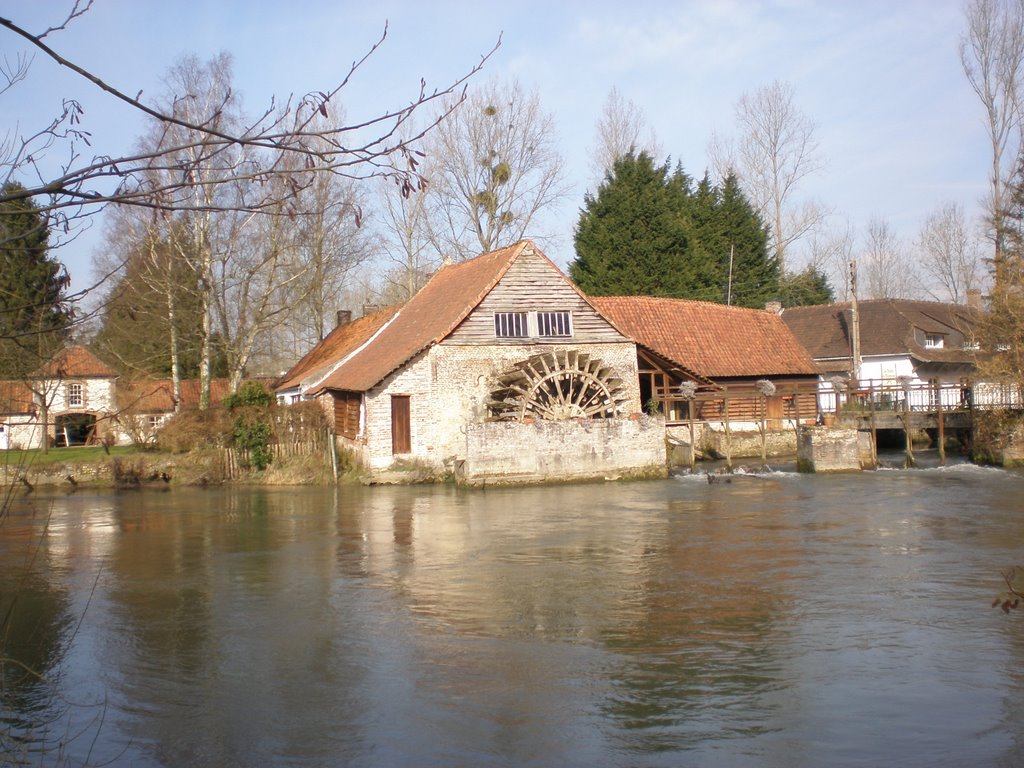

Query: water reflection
[0,467,1022,766]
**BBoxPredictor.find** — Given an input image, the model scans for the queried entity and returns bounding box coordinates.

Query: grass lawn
[0,445,144,470]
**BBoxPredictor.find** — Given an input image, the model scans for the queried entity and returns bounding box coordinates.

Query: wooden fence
[221,438,327,480]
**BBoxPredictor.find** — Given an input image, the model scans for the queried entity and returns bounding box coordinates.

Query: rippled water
[2,462,1024,767]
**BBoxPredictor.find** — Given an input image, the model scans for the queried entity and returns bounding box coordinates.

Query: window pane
[537,311,571,337]
[494,312,528,338]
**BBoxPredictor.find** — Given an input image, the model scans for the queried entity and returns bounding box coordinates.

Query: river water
[1,459,1023,767]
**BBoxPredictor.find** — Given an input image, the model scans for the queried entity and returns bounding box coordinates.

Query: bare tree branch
[0,10,500,219]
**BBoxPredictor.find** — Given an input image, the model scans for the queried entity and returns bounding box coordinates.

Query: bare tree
[1,2,495,403]
[288,154,375,343]
[0,3,497,373]
[862,217,919,300]
[916,201,985,303]
[0,5,495,220]
[132,53,245,408]
[711,80,827,273]
[423,77,568,261]
[960,0,1024,285]
[806,220,855,301]
[589,86,661,189]
[377,172,436,302]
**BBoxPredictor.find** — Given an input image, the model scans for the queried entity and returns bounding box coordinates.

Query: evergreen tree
[571,158,777,306]
[0,182,70,377]
[712,174,779,308]
[570,152,716,297]
[777,265,835,307]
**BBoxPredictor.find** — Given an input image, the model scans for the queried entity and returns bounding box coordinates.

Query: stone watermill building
[276,240,666,484]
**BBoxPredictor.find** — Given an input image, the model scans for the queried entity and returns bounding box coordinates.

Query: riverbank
[1,446,338,490]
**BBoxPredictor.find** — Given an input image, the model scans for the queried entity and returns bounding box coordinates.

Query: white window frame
[924,333,944,349]
[494,310,573,339]
[66,382,84,408]
[537,310,572,338]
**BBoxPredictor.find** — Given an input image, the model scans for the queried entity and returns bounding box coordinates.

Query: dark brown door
[391,395,411,454]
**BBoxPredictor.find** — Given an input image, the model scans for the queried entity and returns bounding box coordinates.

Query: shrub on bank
[156,408,233,453]
[154,385,330,474]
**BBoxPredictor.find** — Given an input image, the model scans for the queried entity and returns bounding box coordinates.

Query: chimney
[966,288,982,309]
[764,300,783,315]
[335,309,352,328]
[362,303,381,317]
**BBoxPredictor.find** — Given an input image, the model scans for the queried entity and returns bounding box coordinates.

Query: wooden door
[391,395,411,454]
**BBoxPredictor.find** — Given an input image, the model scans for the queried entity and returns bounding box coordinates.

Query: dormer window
[494,310,573,339]
[924,333,944,349]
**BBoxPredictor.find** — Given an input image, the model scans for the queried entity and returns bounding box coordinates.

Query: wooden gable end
[444,251,627,345]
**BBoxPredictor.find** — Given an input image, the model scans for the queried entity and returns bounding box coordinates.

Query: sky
[1,0,989,298]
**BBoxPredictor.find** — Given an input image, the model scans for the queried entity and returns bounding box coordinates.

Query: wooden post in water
[900,377,915,468]
[760,399,767,469]
[723,391,733,472]
[935,379,946,465]
[868,383,878,469]
[678,381,698,473]
[967,379,975,455]
[688,413,696,472]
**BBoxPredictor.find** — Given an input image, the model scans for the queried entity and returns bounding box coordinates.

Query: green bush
[222,381,274,409]
[233,408,273,470]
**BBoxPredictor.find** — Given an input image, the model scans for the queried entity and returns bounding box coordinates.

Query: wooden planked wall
[444,252,626,345]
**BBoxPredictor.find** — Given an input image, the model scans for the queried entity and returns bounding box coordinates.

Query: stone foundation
[459,417,667,486]
[797,426,874,473]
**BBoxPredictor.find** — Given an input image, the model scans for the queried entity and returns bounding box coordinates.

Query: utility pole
[849,259,861,385]
[727,243,735,306]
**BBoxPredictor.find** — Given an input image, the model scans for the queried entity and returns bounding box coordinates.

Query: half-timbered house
[276,240,666,484]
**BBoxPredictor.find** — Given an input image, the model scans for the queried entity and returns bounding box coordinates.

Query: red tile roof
[276,305,402,391]
[781,299,978,365]
[117,378,238,413]
[290,241,548,394]
[36,346,118,379]
[590,296,818,379]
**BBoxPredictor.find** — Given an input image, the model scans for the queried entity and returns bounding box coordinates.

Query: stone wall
[972,412,1024,467]
[460,416,667,485]
[361,341,644,479]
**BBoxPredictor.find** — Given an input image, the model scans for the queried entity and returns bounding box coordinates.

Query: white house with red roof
[0,346,245,449]
[0,346,120,449]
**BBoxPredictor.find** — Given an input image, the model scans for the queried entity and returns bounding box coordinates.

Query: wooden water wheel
[487,350,629,421]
